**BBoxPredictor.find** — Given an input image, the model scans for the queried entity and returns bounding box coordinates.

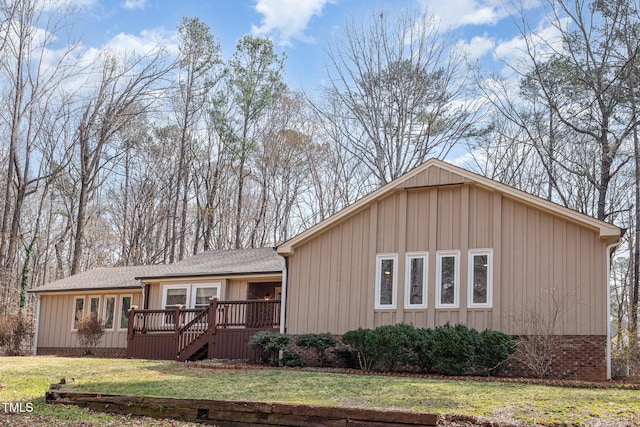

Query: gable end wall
[285,184,608,337]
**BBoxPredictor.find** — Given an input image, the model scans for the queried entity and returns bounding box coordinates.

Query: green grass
[1,356,640,426]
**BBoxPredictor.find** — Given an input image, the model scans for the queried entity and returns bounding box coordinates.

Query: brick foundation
[37,347,127,358]
[504,335,607,381]
[289,334,607,381]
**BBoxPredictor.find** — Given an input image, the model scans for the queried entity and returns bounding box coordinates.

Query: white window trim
[88,296,101,318]
[190,283,221,309]
[102,294,116,331]
[162,284,190,310]
[435,251,460,309]
[117,294,133,331]
[71,296,85,331]
[468,249,493,308]
[375,253,398,310]
[162,285,190,327]
[404,252,428,309]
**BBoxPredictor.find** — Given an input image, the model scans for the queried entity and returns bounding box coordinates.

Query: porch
[126,299,281,362]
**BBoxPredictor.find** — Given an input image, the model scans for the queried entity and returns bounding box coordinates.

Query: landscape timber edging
[45,384,439,426]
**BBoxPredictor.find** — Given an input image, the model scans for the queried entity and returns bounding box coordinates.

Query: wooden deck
[126,300,281,361]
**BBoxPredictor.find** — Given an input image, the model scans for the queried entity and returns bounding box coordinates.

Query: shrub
[295,333,337,367]
[475,329,516,375]
[341,328,376,371]
[332,346,359,369]
[281,349,304,367]
[249,331,291,366]
[75,312,105,354]
[370,324,417,371]
[412,327,436,372]
[430,323,479,375]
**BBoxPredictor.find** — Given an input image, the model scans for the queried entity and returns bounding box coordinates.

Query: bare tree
[168,17,222,262]
[69,48,173,275]
[0,0,80,310]
[319,7,478,187]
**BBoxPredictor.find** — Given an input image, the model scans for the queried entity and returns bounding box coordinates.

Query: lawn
[1,356,639,426]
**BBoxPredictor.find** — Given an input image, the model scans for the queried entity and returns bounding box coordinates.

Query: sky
[67,0,549,95]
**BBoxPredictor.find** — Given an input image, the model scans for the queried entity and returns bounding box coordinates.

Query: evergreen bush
[475,329,516,375]
[341,328,376,371]
[370,324,417,371]
[295,333,337,367]
[430,323,479,375]
[249,331,291,366]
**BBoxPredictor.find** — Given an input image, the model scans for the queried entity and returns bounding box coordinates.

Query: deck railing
[127,300,281,360]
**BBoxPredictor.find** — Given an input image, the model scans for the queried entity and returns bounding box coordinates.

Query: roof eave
[136,270,283,281]
[28,285,143,294]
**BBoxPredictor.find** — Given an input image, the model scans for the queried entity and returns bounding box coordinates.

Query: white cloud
[493,16,569,74]
[122,0,147,10]
[252,0,335,46]
[422,0,511,29]
[455,34,495,60]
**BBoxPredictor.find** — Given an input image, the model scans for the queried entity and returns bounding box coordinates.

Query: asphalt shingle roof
[29,248,283,293]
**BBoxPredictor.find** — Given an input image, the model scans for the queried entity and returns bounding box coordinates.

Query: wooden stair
[176,304,215,362]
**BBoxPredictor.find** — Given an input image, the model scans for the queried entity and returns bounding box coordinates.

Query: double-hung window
[435,251,459,308]
[375,254,397,309]
[191,285,220,309]
[405,252,427,308]
[468,249,492,308]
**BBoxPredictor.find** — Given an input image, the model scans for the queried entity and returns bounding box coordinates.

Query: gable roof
[29,265,152,293]
[30,247,283,293]
[277,158,621,255]
[136,247,283,281]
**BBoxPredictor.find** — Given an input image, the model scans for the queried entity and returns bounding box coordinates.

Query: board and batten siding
[37,291,142,349]
[285,180,609,337]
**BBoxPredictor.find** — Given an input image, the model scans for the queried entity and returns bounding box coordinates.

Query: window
[375,254,397,309]
[163,286,188,309]
[72,297,85,330]
[103,296,116,330]
[468,249,493,308]
[436,251,459,308]
[191,285,220,309]
[405,253,427,308]
[89,296,100,319]
[119,295,132,330]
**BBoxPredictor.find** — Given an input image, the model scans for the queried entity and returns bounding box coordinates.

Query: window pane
[379,258,394,306]
[440,256,456,304]
[472,255,488,304]
[195,287,218,307]
[104,297,115,329]
[409,257,424,305]
[165,288,187,307]
[74,298,84,326]
[90,297,100,318]
[120,296,131,329]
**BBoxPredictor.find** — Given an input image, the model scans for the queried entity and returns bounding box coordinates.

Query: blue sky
[68,0,550,94]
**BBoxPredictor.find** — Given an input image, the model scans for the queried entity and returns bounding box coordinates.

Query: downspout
[279,256,288,335]
[33,294,40,356]
[606,239,621,380]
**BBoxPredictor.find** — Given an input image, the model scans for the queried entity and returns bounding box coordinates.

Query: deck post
[127,305,138,340]
[208,298,218,333]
